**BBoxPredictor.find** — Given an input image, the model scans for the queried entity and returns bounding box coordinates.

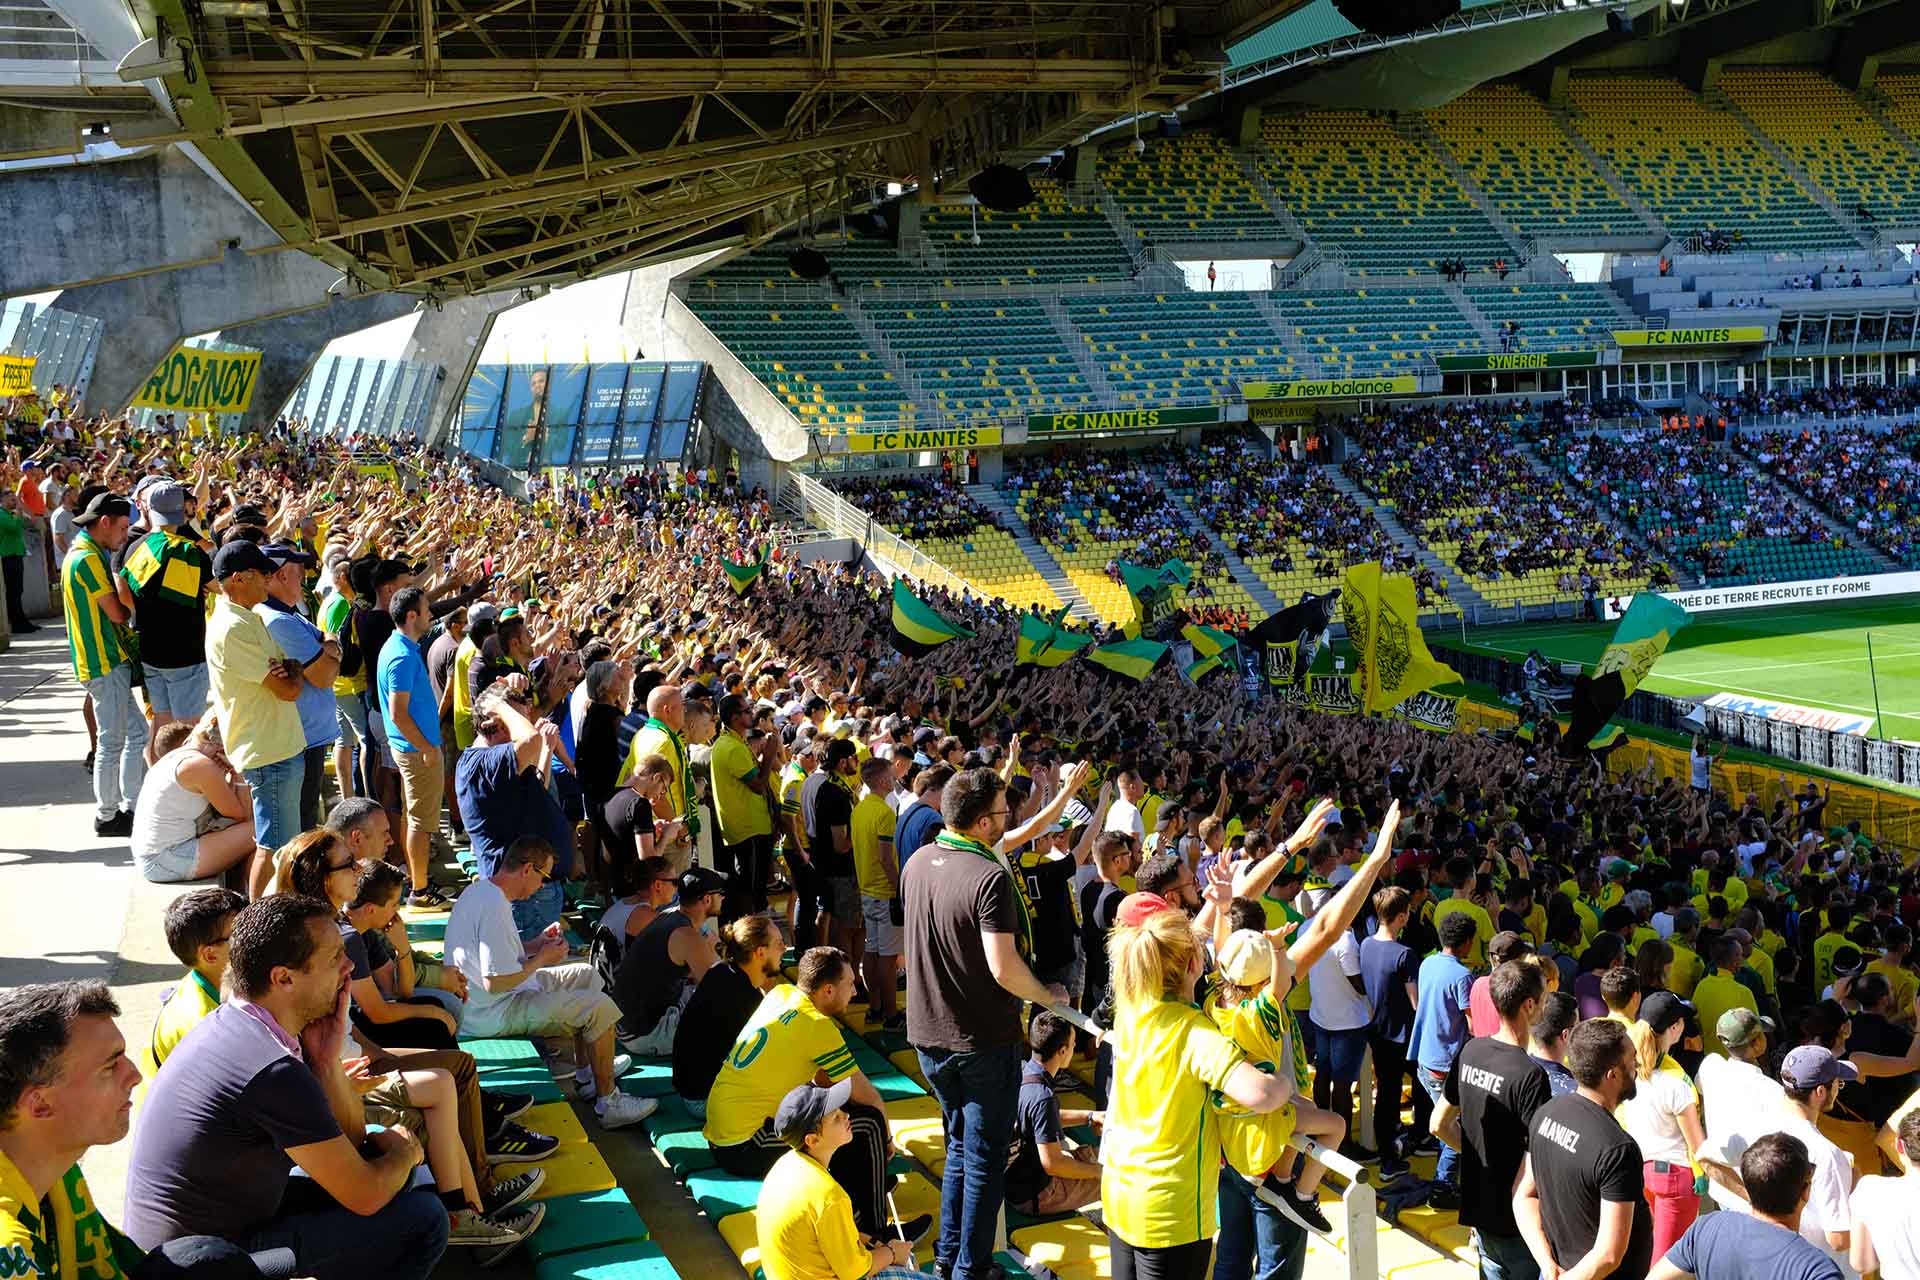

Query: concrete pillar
[404,292,520,446]
[623,252,723,360]
[1067,144,1098,186]
[222,293,420,424]
[974,450,1004,484]
[896,199,922,243]
[1235,106,1263,149]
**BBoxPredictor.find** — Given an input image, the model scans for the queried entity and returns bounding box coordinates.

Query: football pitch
[1454,596,1920,743]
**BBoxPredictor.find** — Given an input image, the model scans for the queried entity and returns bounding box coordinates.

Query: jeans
[512,879,564,940]
[1416,1064,1458,1186]
[85,664,147,822]
[1215,1166,1308,1280]
[1475,1231,1541,1280]
[142,662,209,721]
[1369,1034,1408,1158]
[2,553,26,628]
[242,754,306,854]
[236,1179,448,1280]
[917,1041,1022,1279]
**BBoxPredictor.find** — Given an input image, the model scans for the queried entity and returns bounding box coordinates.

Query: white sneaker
[574,1054,632,1098]
[595,1091,657,1130]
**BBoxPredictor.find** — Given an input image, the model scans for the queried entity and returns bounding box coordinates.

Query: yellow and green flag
[1339,561,1460,715]
[1565,593,1692,748]
[1017,605,1095,667]
[1087,636,1168,682]
[1117,558,1190,638]
[721,547,767,595]
[889,578,974,657]
[1181,622,1238,682]
[121,530,210,610]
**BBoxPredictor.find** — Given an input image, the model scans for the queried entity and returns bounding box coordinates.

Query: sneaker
[93,811,133,838]
[448,1204,540,1248]
[1338,1141,1379,1165]
[82,752,93,774]
[595,1091,657,1130]
[482,1169,546,1216]
[1378,1159,1413,1185]
[14,622,39,633]
[482,1090,536,1127]
[891,1213,935,1251]
[574,1055,632,1098]
[1286,1189,1333,1235]
[1254,1176,1329,1236]
[477,1205,546,1269]
[882,1011,907,1033]
[1425,1184,1461,1213]
[486,1122,561,1163]
[407,885,450,909]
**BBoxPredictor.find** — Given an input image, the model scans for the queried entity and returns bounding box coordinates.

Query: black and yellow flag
[1340,562,1460,715]
[1118,558,1190,638]
[890,579,974,657]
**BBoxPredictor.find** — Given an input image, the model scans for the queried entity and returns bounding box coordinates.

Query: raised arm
[1287,801,1401,973]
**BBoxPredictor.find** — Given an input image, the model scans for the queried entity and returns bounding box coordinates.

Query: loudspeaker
[968,164,1034,213]
[1606,9,1634,34]
[1330,0,1460,37]
[788,246,830,279]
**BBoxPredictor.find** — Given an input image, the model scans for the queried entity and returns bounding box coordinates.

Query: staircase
[1039,297,1116,402]
[841,296,942,423]
[1251,293,1314,368]
[1320,466,1495,616]
[1169,492,1285,616]
[1717,96,1877,250]
[1863,90,1920,165]
[1236,151,1312,242]
[1722,449,1902,573]
[963,483,1100,621]
[1440,279,1503,347]
[1397,115,1529,258]
[1547,107,1674,241]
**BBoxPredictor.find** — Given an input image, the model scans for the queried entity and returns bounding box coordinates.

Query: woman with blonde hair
[1616,991,1708,1259]
[673,913,786,1117]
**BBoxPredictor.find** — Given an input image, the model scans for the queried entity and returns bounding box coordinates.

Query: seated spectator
[456,681,578,940]
[673,914,786,1118]
[122,895,453,1278]
[1006,1012,1103,1217]
[339,859,468,1047]
[611,866,723,1055]
[756,1081,936,1280]
[332,814,469,1022]
[705,946,927,1242]
[599,855,678,944]
[444,835,655,1130]
[149,886,247,1073]
[130,719,257,885]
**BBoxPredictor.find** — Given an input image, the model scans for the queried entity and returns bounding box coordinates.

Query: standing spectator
[1515,1019,1655,1280]
[456,680,576,937]
[851,756,903,1030]
[1693,937,1758,1058]
[258,542,341,830]
[1695,1009,1789,1175]
[1307,880,1371,1160]
[1529,992,1581,1098]
[122,482,212,747]
[617,684,695,847]
[1850,1109,1919,1280]
[0,482,33,633]
[710,692,775,921]
[1648,1135,1844,1280]
[205,540,307,898]
[1618,993,1709,1259]
[380,586,444,904]
[1433,960,1552,1280]
[1409,911,1480,1208]
[802,740,860,971]
[62,490,146,838]
[1362,885,1420,1181]
[1775,1047,1860,1269]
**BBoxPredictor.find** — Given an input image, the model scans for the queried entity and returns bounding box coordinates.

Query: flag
[1117,558,1190,637]
[889,579,973,657]
[1018,605,1095,667]
[1564,593,1692,750]
[121,530,207,609]
[1181,622,1237,682]
[1263,639,1300,688]
[1393,684,1467,732]
[1087,636,1168,681]
[1247,591,1337,687]
[1339,562,1460,715]
[721,547,767,595]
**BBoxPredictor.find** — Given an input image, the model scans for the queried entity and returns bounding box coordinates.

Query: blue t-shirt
[1359,935,1419,1044]
[456,740,575,877]
[377,629,441,752]
[257,599,340,750]
[896,799,944,874]
[1408,951,1476,1072]
[1663,1203,1843,1280]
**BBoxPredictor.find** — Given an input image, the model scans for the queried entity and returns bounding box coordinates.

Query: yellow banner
[847,426,1001,453]
[1612,327,1768,347]
[131,346,263,413]
[1247,400,1321,425]
[0,355,36,395]
[354,461,400,484]
[1242,376,1419,400]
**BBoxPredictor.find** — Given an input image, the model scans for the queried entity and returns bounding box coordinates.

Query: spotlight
[81,120,112,138]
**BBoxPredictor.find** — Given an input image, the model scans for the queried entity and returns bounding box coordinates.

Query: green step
[527,1189,651,1262]
[533,1240,678,1280]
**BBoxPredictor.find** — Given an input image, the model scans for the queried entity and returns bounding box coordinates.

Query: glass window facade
[284,354,441,439]
[453,361,707,470]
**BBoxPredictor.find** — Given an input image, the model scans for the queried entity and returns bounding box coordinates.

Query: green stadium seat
[533,1240,678,1280]
[526,1189,651,1262]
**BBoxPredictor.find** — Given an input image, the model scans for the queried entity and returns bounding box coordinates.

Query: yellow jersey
[1692,972,1757,1058]
[1867,958,1916,1021]
[0,1152,143,1280]
[148,969,221,1075]
[850,793,897,900]
[1668,942,1705,999]
[710,730,773,846]
[1432,899,1493,968]
[1204,986,1300,1178]
[756,1149,868,1280]
[705,984,857,1146]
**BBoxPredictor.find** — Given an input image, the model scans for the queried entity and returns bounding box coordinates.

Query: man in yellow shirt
[1667,908,1705,999]
[1693,937,1759,1058]
[710,694,776,920]
[849,757,901,1032]
[1431,858,1492,969]
[1867,924,1916,1026]
[149,887,246,1074]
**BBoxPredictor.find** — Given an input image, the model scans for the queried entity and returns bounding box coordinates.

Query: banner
[1263,639,1299,688]
[1565,593,1693,750]
[1283,671,1360,715]
[1604,570,1920,620]
[1118,558,1190,638]
[1181,623,1238,682]
[1027,406,1219,434]
[1394,688,1464,732]
[889,578,973,656]
[721,548,767,595]
[0,355,36,395]
[1247,400,1321,425]
[354,461,400,484]
[1242,376,1419,400]
[1435,350,1599,372]
[1701,693,1873,738]
[1612,327,1768,347]
[848,426,1001,453]
[132,346,262,413]
[1339,563,1460,714]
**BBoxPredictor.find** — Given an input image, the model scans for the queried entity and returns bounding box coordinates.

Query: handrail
[777,470,975,597]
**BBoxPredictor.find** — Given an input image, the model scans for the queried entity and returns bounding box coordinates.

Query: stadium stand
[829,473,1066,610]
[1061,292,1298,403]
[1269,288,1484,376]
[1096,130,1292,243]
[687,295,917,431]
[1256,109,1515,276]
[1425,84,1646,240]
[862,296,1099,421]
[1736,425,1920,568]
[921,180,1136,286]
[1876,73,1920,161]
[1721,69,1920,231]
[1459,283,1618,352]
[1562,77,1855,252]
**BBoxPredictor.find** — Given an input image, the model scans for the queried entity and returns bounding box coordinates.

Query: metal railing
[776,470,974,596]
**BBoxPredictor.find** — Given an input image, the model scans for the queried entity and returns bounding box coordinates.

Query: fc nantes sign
[1612,327,1768,347]
[1242,376,1419,400]
[132,346,263,413]
[1027,406,1220,434]
[847,426,1002,453]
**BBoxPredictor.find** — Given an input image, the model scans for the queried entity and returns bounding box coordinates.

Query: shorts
[362,1070,425,1133]
[361,691,393,768]
[825,875,859,923]
[143,663,209,720]
[335,691,369,747]
[861,895,901,957]
[137,833,201,883]
[462,962,621,1043]
[242,755,305,854]
[1314,1024,1368,1084]
[393,748,445,833]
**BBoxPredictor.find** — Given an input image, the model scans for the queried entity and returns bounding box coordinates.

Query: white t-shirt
[1104,797,1144,843]
[1308,928,1371,1032]
[1852,1174,1920,1280]
[1616,1065,1696,1164]
[1651,911,1676,940]
[1780,1115,1860,1279]
[445,877,527,1025]
[1690,747,1712,789]
[1696,1053,1793,1165]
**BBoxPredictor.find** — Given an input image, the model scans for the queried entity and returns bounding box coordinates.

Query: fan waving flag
[1118,558,1191,638]
[1340,562,1461,714]
[1088,636,1169,682]
[721,547,767,595]
[889,579,974,657]
[1017,605,1095,667]
[1564,593,1692,751]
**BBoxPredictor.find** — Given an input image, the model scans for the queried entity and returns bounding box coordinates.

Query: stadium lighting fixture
[201,1,270,14]
[886,181,903,197]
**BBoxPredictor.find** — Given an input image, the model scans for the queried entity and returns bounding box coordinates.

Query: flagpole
[1867,632,1886,740]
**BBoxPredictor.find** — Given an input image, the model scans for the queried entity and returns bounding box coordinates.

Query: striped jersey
[61,532,127,682]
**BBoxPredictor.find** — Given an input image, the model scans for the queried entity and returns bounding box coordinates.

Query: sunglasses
[327,858,357,874]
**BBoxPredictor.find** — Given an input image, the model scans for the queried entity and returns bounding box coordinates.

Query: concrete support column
[1235,105,1263,149]
[404,292,519,447]
[222,293,419,424]
[1067,144,1098,186]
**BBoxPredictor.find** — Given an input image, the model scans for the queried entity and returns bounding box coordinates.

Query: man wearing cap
[1695,1009,1789,1175]
[756,1080,932,1280]
[61,490,146,838]
[381,586,446,907]
[206,540,308,898]
[257,542,341,830]
[1776,1047,1858,1263]
[610,867,722,1055]
[710,693,775,923]
[120,481,214,753]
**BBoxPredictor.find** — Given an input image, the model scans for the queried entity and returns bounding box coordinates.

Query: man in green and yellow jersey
[710,693,775,921]
[62,491,145,838]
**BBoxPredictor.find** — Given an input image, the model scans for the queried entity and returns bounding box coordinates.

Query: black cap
[260,542,315,569]
[212,540,277,580]
[231,503,269,527]
[1639,991,1692,1035]
[803,695,829,713]
[73,491,132,527]
[679,867,726,901]
[774,1079,854,1149]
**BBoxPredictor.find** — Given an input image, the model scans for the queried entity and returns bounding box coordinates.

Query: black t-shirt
[1530,1093,1654,1280]
[1080,878,1125,1006]
[126,530,211,669]
[1005,1058,1064,1206]
[1841,1012,1913,1125]
[600,788,655,880]
[1446,1036,1552,1236]
[356,606,397,715]
[903,837,1022,1052]
[800,770,854,878]
[673,963,764,1101]
[1017,851,1079,976]
[613,908,693,1035]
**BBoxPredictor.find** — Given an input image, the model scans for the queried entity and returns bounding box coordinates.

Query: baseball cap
[212,540,276,580]
[1605,858,1636,881]
[73,491,132,527]
[469,601,500,626]
[260,542,315,569]
[19,459,38,471]
[778,699,806,720]
[1716,1007,1773,1051]
[678,867,726,901]
[1780,1045,1858,1089]
[1638,991,1692,1036]
[1116,892,1176,928]
[231,503,268,527]
[1217,930,1274,987]
[1832,946,1865,978]
[774,1079,854,1149]
[144,481,190,523]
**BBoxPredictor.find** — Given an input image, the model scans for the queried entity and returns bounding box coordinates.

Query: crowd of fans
[827,475,1002,542]
[1737,426,1920,568]
[1701,381,1920,425]
[3,396,1920,1280]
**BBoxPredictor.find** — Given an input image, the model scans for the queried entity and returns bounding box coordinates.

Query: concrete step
[964,482,1101,621]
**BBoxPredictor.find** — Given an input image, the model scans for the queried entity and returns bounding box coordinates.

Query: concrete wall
[662,292,808,464]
